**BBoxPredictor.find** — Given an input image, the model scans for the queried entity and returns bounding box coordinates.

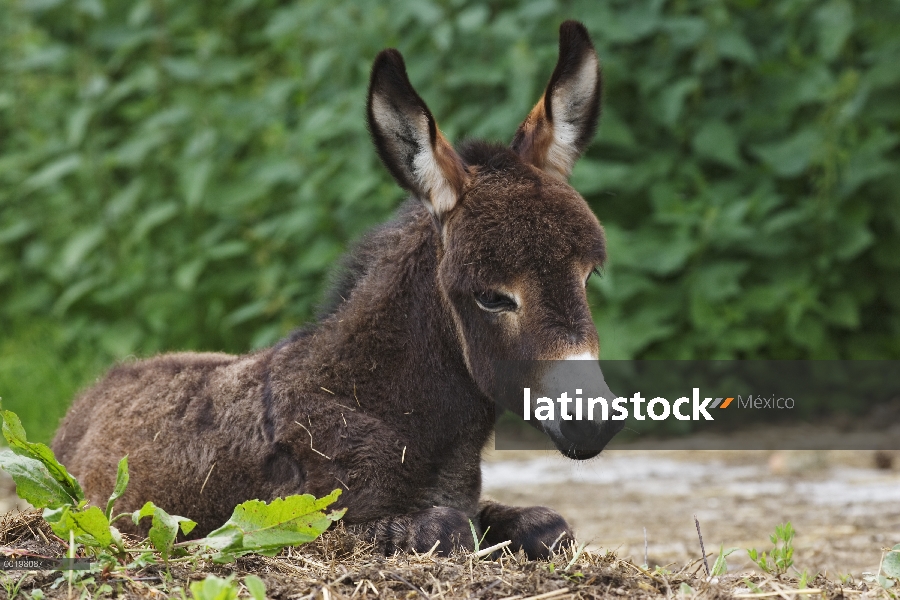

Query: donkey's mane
[457,140,531,175]
[314,198,423,320]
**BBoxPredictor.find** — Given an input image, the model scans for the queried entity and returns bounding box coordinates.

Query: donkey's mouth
[552,417,625,460]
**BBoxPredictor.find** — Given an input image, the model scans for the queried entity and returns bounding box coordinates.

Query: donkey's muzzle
[526,358,623,460]
[556,417,624,460]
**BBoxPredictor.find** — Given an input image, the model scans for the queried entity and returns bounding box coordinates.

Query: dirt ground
[2,448,898,577]
[482,447,900,579]
[0,448,897,598]
[0,506,892,600]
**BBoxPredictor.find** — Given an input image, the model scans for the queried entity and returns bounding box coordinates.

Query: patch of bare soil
[0,509,890,600]
[482,448,900,580]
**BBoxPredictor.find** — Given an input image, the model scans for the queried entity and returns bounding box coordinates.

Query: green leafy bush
[1,1,898,438]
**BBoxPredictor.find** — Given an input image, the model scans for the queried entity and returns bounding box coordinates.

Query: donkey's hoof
[481,504,573,560]
[405,506,475,556]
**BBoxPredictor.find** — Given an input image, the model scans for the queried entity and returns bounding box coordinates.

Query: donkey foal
[52,21,621,559]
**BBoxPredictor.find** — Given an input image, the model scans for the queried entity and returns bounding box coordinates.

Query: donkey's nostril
[559,418,600,446]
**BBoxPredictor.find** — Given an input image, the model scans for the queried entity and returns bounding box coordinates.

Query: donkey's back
[53,350,277,531]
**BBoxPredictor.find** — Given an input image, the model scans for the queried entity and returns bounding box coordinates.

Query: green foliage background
[1,0,898,442]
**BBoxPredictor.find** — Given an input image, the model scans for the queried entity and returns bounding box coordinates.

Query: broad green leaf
[0,220,35,244]
[44,505,113,548]
[693,122,742,169]
[0,450,77,510]
[456,5,488,32]
[149,508,180,561]
[599,3,660,43]
[105,455,129,519]
[752,129,823,178]
[182,159,213,209]
[0,410,82,507]
[592,107,636,149]
[815,0,854,61]
[714,29,757,65]
[58,226,105,277]
[203,490,345,562]
[132,500,157,525]
[52,276,101,316]
[243,575,267,600]
[690,261,749,302]
[133,501,197,560]
[67,105,93,146]
[883,550,900,579]
[190,575,239,600]
[132,202,180,240]
[571,160,633,195]
[656,78,699,126]
[110,525,125,553]
[22,154,81,191]
[661,16,706,49]
[175,258,206,291]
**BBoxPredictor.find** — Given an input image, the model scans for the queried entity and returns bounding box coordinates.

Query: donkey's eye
[474,290,517,313]
[585,267,602,285]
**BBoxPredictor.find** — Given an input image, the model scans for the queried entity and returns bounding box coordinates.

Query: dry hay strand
[0,509,63,556]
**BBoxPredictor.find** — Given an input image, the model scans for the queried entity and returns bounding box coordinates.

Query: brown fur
[434,130,468,199]
[52,21,609,558]
[511,97,555,174]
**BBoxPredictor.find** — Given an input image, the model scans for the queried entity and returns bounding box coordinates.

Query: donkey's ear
[367,49,467,221]
[511,21,601,181]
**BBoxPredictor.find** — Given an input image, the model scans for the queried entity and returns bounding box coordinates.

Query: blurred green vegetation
[1,0,898,441]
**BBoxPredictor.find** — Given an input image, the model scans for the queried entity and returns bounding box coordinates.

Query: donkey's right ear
[367,49,467,222]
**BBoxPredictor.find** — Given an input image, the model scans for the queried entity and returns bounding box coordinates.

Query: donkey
[52,21,622,559]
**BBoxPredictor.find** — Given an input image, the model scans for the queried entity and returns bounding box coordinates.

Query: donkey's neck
[276,200,490,428]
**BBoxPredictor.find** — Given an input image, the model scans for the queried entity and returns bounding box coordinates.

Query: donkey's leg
[358,506,476,556]
[478,500,573,560]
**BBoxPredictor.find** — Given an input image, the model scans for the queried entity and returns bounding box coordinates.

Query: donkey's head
[367,21,621,459]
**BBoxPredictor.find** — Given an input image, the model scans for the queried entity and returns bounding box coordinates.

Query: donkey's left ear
[511,21,601,181]
[367,49,468,222]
